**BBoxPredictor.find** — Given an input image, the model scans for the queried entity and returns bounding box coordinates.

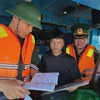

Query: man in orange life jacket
[66,23,99,81]
[0,1,42,100]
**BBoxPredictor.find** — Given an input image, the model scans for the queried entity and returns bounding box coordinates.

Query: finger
[17,80,24,85]
[8,89,25,99]
[19,87,30,95]
[4,93,17,100]
[18,92,26,98]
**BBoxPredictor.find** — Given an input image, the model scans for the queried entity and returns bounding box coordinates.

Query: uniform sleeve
[31,47,40,65]
[70,60,81,81]
[38,55,46,72]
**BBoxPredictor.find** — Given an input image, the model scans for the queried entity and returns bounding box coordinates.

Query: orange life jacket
[0,24,35,81]
[66,44,95,80]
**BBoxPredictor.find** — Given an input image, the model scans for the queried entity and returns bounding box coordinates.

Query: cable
[43,0,56,9]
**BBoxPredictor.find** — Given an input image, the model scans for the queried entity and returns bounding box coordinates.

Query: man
[0,1,42,100]
[66,23,99,81]
[38,30,81,100]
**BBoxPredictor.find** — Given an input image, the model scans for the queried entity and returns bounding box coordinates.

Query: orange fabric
[0,69,17,77]
[22,34,35,64]
[78,45,95,80]
[0,24,35,79]
[82,77,91,81]
[66,44,95,80]
[0,68,30,78]
[78,45,95,73]
[22,68,30,77]
[66,44,76,59]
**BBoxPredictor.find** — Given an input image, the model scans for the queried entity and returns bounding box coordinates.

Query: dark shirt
[38,51,81,86]
[17,35,24,46]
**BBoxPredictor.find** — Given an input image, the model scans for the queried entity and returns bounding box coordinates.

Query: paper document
[24,95,32,100]
[42,80,89,95]
[31,72,59,84]
[23,72,59,92]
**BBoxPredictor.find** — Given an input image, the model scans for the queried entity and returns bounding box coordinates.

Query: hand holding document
[59,80,89,92]
[42,80,89,95]
[23,72,59,92]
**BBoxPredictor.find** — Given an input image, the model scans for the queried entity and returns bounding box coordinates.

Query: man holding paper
[38,30,81,100]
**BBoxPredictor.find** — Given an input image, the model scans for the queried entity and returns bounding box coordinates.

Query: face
[50,38,64,55]
[13,16,34,38]
[74,37,87,49]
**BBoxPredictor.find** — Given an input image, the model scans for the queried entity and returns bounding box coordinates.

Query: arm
[30,64,39,77]
[66,60,81,92]
[0,79,30,99]
[30,53,47,77]
[70,60,81,81]
[30,47,40,77]
[38,54,46,72]
[31,47,40,65]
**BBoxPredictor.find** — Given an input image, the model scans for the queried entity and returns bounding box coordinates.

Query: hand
[30,67,39,77]
[0,80,30,99]
[66,87,78,93]
[66,79,82,92]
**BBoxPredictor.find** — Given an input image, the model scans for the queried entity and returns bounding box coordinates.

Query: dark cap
[71,23,92,39]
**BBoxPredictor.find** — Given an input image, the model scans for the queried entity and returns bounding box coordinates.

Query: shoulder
[42,51,51,57]
[29,34,35,40]
[62,52,75,60]
[62,53,78,68]
[87,44,95,49]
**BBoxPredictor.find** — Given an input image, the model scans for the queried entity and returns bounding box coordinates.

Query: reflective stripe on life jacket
[0,24,35,81]
[66,44,95,80]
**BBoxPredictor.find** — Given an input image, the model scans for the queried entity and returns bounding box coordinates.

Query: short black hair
[50,30,65,41]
